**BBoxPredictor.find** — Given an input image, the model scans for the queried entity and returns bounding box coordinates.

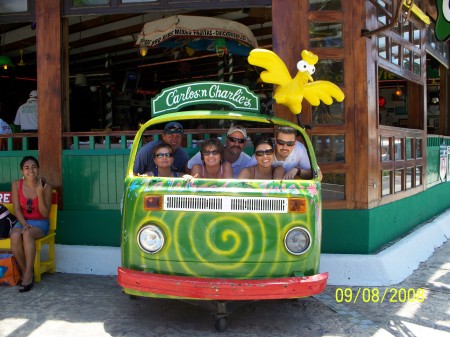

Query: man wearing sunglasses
[273,126,312,179]
[133,122,189,176]
[187,125,253,178]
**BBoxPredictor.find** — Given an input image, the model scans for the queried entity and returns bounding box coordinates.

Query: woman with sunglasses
[237,137,285,180]
[185,139,233,180]
[148,143,183,177]
[10,156,52,292]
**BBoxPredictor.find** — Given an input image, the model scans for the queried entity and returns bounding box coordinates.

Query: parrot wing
[248,49,293,87]
[303,81,345,106]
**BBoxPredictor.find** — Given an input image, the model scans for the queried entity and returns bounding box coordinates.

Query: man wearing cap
[14,90,38,149]
[133,122,189,175]
[187,125,253,178]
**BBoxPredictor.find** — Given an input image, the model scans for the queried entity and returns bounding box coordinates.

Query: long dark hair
[20,156,39,169]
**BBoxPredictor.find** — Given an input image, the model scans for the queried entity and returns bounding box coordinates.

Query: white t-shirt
[14,98,38,131]
[249,141,311,171]
[0,119,12,134]
[188,150,253,178]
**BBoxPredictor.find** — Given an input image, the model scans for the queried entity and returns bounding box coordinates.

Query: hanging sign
[151,82,260,116]
[435,0,450,42]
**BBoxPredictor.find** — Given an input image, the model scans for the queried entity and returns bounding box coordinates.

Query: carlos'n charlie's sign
[151,82,260,116]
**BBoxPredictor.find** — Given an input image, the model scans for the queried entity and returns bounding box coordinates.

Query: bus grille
[164,195,287,213]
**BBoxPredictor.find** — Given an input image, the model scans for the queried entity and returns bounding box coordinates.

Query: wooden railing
[0,128,276,152]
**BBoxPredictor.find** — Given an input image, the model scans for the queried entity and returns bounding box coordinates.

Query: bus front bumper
[118,267,328,300]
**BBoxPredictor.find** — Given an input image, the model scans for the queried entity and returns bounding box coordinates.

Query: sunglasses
[276,139,296,147]
[255,149,274,157]
[26,199,32,214]
[154,153,173,158]
[202,150,220,156]
[227,136,246,144]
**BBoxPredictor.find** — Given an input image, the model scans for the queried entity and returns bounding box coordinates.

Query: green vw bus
[118,82,328,331]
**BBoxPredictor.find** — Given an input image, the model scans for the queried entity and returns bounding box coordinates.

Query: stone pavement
[0,239,449,337]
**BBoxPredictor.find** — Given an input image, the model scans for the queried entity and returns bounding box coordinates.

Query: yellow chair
[0,191,58,282]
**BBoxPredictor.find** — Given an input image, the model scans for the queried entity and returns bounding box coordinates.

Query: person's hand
[36,177,46,193]
[182,174,197,183]
[21,225,33,233]
[283,168,299,180]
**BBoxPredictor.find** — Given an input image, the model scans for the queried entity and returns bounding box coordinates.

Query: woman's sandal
[19,281,33,293]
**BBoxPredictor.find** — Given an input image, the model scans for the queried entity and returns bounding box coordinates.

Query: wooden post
[35,0,63,201]
[272,0,307,124]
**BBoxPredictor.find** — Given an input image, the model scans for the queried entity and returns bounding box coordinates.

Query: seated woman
[10,156,52,293]
[237,137,285,180]
[147,143,183,177]
[185,139,233,179]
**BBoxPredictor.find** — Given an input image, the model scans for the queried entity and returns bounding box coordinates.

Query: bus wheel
[214,317,227,332]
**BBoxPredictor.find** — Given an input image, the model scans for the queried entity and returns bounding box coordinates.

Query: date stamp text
[335,287,425,303]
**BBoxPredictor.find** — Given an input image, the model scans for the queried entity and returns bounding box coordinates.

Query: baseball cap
[29,90,38,98]
[163,122,184,134]
[227,125,247,139]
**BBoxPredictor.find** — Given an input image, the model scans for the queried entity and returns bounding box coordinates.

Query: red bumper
[118,267,328,300]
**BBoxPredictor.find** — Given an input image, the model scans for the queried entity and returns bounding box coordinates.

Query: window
[312,135,345,162]
[0,1,28,12]
[322,173,345,200]
[309,0,341,11]
[309,22,343,48]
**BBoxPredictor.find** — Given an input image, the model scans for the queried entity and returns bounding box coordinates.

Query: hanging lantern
[139,41,148,57]
[394,88,402,97]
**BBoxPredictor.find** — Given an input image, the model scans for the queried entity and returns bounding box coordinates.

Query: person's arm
[237,167,252,179]
[11,180,28,227]
[273,165,285,180]
[293,142,312,179]
[283,168,299,180]
[297,168,312,179]
[133,142,156,175]
[182,165,201,183]
[283,167,312,180]
[133,148,147,175]
[222,162,233,179]
[36,178,52,218]
[14,109,21,127]
[190,164,202,178]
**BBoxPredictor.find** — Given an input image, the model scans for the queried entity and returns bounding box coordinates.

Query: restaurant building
[0,0,449,282]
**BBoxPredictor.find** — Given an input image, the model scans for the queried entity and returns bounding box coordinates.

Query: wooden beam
[36,0,63,201]
[272,0,306,124]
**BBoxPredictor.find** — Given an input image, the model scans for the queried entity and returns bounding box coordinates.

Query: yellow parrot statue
[248,48,345,114]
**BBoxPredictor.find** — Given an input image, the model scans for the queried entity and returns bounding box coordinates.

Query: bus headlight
[284,227,311,255]
[137,225,165,254]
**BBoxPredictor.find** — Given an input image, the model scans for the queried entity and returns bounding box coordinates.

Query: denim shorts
[14,219,50,236]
